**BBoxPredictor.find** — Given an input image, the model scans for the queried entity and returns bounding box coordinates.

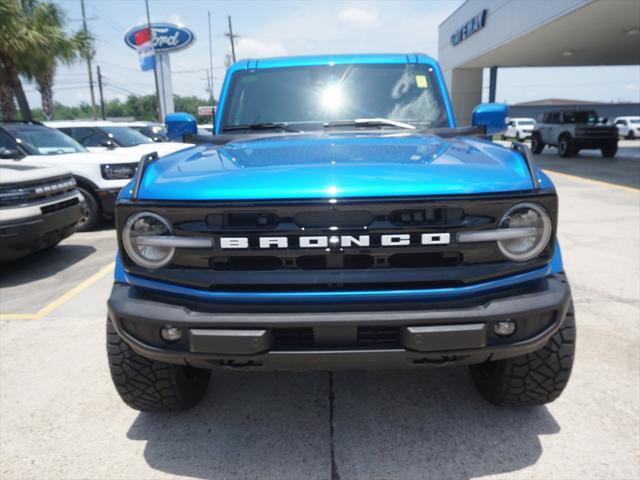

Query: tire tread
[106,319,210,412]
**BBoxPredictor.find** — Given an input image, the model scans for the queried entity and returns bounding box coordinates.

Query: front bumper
[108,274,572,370]
[572,136,617,149]
[0,197,82,262]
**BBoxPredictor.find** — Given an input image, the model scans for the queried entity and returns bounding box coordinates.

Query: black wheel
[626,131,635,140]
[106,318,211,412]
[76,186,100,232]
[601,143,618,158]
[531,133,544,154]
[558,136,574,157]
[470,303,575,406]
[515,132,522,141]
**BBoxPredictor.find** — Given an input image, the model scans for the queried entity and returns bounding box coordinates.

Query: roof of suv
[229,53,438,73]
[44,120,119,128]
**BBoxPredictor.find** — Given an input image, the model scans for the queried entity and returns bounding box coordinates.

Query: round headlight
[122,212,174,269]
[497,203,552,262]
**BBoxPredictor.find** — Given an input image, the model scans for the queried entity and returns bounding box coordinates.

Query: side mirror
[100,139,116,149]
[0,148,21,160]
[165,112,198,142]
[472,103,508,135]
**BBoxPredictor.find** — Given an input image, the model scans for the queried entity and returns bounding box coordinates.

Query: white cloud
[168,13,184,26]
[234,37,287,59]
[337,7,379,27]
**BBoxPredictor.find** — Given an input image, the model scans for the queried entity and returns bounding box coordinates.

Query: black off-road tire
[531,133,544,154]
[626,130,635,140]
[106,319,211,412]
[558,135,574,157]
[469,303,576,406]
[76,186,100,232]
[601,143,618,158]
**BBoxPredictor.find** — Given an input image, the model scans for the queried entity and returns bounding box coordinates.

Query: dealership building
[438,0,640,125]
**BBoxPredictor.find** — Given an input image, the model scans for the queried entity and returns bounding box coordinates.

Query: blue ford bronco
[106,54,575,412]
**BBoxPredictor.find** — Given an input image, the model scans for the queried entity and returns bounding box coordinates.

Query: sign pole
[145,0,162,122]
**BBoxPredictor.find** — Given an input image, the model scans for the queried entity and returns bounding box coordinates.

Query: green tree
[18,1,91,120]
[0,0,43,120]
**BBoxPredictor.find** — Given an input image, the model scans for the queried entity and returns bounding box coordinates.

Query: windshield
[563,111,599,124]
[518,120,534,126]
[3,124,86,155]
[99,126,153,147]
[629,118,640,124]
[221,63,450,130]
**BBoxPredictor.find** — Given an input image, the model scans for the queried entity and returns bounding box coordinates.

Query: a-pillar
[443,67,482,127]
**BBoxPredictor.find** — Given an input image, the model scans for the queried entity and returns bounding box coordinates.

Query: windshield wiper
[324,118,416,130]
[221,122,300,133]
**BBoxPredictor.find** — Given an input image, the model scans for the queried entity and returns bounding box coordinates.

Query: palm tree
[18,1,92,120]
[0,0,43,121]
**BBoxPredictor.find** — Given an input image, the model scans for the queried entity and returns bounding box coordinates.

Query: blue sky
[26,0,640,108]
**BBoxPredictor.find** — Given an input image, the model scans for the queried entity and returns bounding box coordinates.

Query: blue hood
[137,132,534,201]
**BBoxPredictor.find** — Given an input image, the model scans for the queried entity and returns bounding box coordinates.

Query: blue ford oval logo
[125,23,195,52]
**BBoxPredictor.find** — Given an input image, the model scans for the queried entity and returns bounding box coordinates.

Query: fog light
[160,325,182,342]
[494,320,516,337]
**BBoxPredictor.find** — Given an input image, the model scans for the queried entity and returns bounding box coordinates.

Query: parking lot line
[543,169,640,193]
[0,262,114,321]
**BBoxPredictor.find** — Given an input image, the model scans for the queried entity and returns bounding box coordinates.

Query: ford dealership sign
[125,23,195,52]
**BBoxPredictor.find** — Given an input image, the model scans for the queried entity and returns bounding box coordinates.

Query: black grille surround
[0,175,77,207]
[116,191,558,293]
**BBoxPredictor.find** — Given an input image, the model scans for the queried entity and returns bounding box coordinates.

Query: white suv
[45,120,190,156]
[0,122,144,231]
[0,162,83,261]
[613,116,640,140]
[503,118,536,141]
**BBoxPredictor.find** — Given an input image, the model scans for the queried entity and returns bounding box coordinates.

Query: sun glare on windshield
[320,84,344,112]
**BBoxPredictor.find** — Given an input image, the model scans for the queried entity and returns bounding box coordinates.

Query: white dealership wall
[438,0,640,125]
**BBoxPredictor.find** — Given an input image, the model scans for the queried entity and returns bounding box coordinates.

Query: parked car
[503,117,535,140]
[0,121,141,231]
[44,120,190,157]
[0,162,83,261]
[613,116,640,139]
[106,53,575,412]
[118,121,168,142]
[531,110,618,157]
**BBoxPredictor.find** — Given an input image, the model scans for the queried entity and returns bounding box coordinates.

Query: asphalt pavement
[1,143,639,480]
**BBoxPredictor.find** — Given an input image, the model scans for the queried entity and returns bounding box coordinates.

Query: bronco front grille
[117,193,557,293]
[0,175,76,207]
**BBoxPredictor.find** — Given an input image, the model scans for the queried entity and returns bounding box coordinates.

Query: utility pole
[145,0,162,122]
[225,15,237,64]
[208,10,214,103]
[80,0,97,119]
[205,69,212,103]
[97,66,105,120]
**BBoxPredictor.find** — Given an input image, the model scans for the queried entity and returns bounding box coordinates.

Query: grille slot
[357,326,401,347]
[273,328,314,349]
[390,207,464,226]
[294,210,374,228]
[272,326,400,350]
[206,212,279,229]
[388,252,462,268]
[211,256,282,271]
[40,197,79,214]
